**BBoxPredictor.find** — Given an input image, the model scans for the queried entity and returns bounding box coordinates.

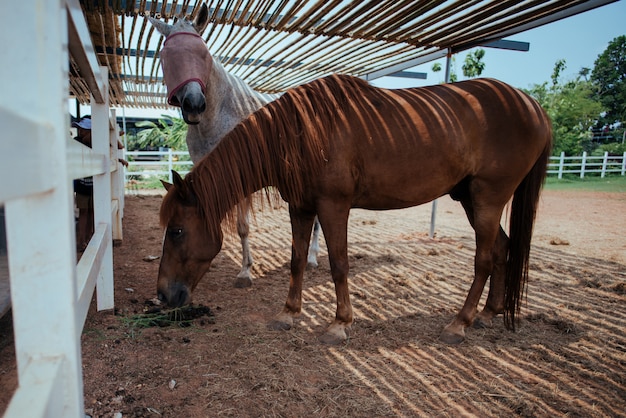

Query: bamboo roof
[70,0,617,109]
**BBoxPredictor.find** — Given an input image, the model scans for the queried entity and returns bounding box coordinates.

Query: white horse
[149,5,321,288]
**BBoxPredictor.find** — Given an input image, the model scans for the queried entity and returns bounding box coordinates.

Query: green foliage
[462,49,486,78]
[130,115,188,151]
[590,35,626,126]
[429,49,486,83]
[597,141,626,156]
[525,60,603,156]
[523,37,626,157]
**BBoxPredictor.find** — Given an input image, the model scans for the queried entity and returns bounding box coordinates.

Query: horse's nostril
[182,97,194,113]
[159,282,189,308]
[182,94,206,115]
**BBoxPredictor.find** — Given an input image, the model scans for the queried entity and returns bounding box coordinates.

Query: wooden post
[601,151,608,178]
[2,1,84,416]
[558,151,565,179]
[92,67,115,311]
[429,48,453,239]
[580,151,587,178]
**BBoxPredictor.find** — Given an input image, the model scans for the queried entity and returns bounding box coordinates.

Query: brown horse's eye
[167,227,184,240]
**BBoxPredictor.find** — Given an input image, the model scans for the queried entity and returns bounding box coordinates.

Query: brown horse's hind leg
[474,227,508,328]
[440,201,504,344]
[268,206,316,331]
[448,197,507,331]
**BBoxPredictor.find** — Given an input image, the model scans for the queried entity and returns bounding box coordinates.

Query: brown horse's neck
[186,120,279,233]
[185,76,342,234]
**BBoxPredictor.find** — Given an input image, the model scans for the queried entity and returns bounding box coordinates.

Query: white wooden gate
[0,0,123,416]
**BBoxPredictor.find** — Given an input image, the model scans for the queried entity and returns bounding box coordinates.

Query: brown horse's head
[157,171,223,307]
[149,4,211,125]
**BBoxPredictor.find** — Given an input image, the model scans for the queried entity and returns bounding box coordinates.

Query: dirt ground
[1,188,625,417]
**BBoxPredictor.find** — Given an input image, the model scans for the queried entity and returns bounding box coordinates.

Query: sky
[372,1,626,90]
[107,1,626,119]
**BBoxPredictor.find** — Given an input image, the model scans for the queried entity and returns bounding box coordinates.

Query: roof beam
[387,71,427,80]
[66,0,105,103]
[363,49,448,81]
[481,39,529,52]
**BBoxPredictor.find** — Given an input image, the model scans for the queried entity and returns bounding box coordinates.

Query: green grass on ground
[125,175,626,193]
[544,175,626,193]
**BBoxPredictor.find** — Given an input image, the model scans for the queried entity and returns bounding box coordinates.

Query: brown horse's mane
[161,74,372,235]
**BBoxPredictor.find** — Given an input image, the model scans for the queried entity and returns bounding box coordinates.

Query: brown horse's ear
[170,170,196,204]
[193,3,209,34]
[172,170,184,188]
[161,179,173,191]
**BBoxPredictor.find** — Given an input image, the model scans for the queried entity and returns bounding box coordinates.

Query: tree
[431,49,486,83]
[431,56,458,82]
[590,35,626,127]
[462,48,486,78]
[578,67,591,81]
[551,59,566,88]
[132,115,188,151]
[525,60,603,156]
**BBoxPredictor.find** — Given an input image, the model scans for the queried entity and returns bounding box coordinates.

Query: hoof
[267,319,292,331]
[318,331,347,345]
[307,260,318,269]
[318,323,350,345]
[233,276,253,288]
[472,316,492,329]
[438,330,465,345]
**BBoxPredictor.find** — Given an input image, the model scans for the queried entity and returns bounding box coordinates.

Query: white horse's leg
[234,204,254,288]
[307,216,321,268]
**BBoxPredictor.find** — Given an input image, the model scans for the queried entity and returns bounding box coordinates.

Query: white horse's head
[149,4,210,124]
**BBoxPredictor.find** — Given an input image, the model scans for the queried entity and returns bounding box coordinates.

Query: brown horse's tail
[504,142,551,330]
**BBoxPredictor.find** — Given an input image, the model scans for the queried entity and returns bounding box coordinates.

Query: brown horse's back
[315,77,551,210]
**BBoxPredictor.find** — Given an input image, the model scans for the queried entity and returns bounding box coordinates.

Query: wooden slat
[75,223,109,334]
[3,357,66,418]
[0,109,55,204]
[74,0,620,106]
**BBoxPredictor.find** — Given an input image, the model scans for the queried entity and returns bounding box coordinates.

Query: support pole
[429,49,453,239]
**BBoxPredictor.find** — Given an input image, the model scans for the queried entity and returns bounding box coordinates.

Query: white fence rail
[124,150,193,185]
[1,1,122,416]
[549,151,626,178]
[123,150,626,190]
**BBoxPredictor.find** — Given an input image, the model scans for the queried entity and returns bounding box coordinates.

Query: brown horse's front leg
[316,201,352,345]
[268,206,315,331]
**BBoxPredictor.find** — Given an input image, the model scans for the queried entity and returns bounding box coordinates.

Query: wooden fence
[1,1,123,416]
[124,149,194,185]
[123,150,626,190]
[549,151,626,178]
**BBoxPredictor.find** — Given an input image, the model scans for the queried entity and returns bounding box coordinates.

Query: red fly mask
[159,32,213,107]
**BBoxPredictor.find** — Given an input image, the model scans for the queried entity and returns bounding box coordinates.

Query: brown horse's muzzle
[158,281,191,308]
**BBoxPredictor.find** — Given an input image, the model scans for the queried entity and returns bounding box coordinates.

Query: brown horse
[157,74,552,345]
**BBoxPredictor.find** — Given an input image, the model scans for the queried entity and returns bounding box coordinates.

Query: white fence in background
[1,1,122,416]
[549,151,626,178]
[123,150,626,190]
[124,149,193,185]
